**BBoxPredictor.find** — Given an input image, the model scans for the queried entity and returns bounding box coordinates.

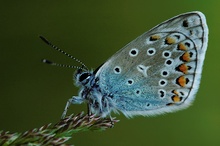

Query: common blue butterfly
[41,11,208,119]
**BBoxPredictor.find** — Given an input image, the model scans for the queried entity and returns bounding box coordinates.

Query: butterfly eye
[78,73,91,85]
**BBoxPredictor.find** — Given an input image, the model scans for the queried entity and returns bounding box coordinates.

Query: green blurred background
[0,0,219,146]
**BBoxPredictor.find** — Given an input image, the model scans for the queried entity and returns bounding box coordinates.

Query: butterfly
[40,11,208,119]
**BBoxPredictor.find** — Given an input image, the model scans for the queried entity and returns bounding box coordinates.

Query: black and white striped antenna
[39,36,88,71]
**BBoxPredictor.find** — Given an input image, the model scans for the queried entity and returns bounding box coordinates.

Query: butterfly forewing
[95,11,208,117]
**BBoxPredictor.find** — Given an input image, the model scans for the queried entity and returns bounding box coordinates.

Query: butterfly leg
[87,102,93,118]
[109,115,114,128]
[61,96,84,119]
[87,102,92,121]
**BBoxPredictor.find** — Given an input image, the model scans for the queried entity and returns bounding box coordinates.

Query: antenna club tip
[42,59,53,64]
[39,35,50,45]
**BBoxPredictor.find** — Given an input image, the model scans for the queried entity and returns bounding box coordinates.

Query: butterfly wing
[95,11,208,117]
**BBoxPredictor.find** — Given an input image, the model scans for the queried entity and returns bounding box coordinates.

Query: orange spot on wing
[172,95,181,102]
[178,43,187,51]
[181,52,190,62]
[165,37,176,45]
[150,35,160,41]
[176,76,186,87]
[179,64,188,74]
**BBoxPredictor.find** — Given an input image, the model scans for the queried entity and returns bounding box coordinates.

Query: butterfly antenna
[39,35,89,70]
[42,59,85,70]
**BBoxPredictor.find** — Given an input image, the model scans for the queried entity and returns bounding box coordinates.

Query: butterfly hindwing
[95,11,208,117]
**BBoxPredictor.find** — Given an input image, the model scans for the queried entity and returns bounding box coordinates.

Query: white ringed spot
[147,48,156,56]
[159,79,168,87]
[162,50,172,58]
[113,66,122,74]
[129,48,139,57]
